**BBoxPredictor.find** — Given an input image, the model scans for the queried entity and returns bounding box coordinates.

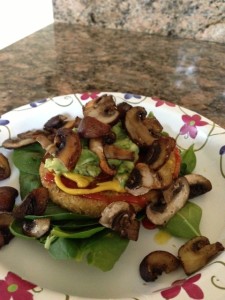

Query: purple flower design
[0,272,37,300]
[29,98,47,108]
[151,97,176,107]
[161,273,203,299]
[219,145,225,156]
[124,93,142,100]
[180,114,208,139]
[0,119,9,126]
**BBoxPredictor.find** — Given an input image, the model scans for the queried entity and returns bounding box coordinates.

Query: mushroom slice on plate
[83,94,119,124]
[78,116,111,138]
[99,201,140,241]
[2,130,46,149]
[0,186,18,211]
[146,176,190,225]
[125,163,161,196]
[44,114,68,132]
[103,144,135,161]
[139,250,180,282]
[0,154,11,180]
[178,236,224,275]
[184,174,212,199]
[54,128,82,171]
[124,106,156,146]
[22,218,51,238]
[13,187,49,219]
[89,138,116,176]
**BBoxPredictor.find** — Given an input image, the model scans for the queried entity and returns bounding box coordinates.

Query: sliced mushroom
[139,250,180,282]
[89,138,116,176]
[78,116,111,138]
[184,174,212,199]
[142,115,163,135]
[54,128,82,171]
[44,114,68,132]
[125,163,161,196]
[22,218,51,238]
[103,144,135,161]
[146,176,190,225]
[13,187,49,219]
[178,236,224,275]
[35,134,57,156]
[0,212,14,227]
[124,106,156,146]
[0,186,18,211]
[83,94,119,124]
[139,137,176,170]
[99,201,140,241]
[0,154,11,180]
[0,227,14,249]
[2,130,48,149]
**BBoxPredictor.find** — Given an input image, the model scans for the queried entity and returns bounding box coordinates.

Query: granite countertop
[0,23,225,128]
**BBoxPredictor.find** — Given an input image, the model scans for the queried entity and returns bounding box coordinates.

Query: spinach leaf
[12,143,44,175]
[48,237,81,260]
[19,171,42,199]
[180,144,196,176]
[163,201,202,239]
[51,226,105,239]
[80,230,129,271]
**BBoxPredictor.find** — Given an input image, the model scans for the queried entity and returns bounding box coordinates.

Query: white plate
[0,92,225,300]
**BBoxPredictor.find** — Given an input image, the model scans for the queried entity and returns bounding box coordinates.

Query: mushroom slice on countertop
[22,218,51,238]
[83,94,120,124]
[99,201,140,241]
[78,116,111,138]
[54,128,82,171]
[178,236,224,275]
[184,174,212,199]
[146,176,190,225]
[13,187,49,219]
[125,106,156,146]
[139,251,180,282]
[0,153,11,180]
[89,138,116,176]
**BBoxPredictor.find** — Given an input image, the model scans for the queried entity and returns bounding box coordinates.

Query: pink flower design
[161,273,204,299]
[151,97,176,107]
[0,272,37,300]
[80,91,99,101]
[180,114,208,139]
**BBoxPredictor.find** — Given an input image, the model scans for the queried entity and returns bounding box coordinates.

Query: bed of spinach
[10,142,201,271]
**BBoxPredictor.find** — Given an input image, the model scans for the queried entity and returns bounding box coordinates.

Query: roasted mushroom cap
[83,94,119,124]
[22,218,51,238]
[139,250,180,282]
[44,114,68,132]
[184,174,212,199]
[0,212,14,248]
[178,236,224,275]
[78,116,111,138]
[54,128,82,171]
[99,201,140,241]
[146,176,190,225]
[124,106,156,146]
[13,187,49,219]
[0,186,18,211]
[0,153,11,180]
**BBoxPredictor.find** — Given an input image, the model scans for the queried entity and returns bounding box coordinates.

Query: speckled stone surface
[0,23,225,128]
[53,0,225,43]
